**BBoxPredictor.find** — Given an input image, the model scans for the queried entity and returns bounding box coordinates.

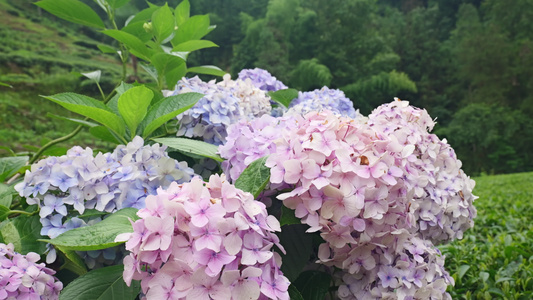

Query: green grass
[441,172,533,299]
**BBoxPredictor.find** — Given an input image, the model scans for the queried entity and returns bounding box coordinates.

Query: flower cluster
[0,243,62,299]
[119,174,289,300]
[286,87,359,119]
[220,99,476,295]
[321,234,454,299]
[169,76,243,145]
[218,114,300,183]
[169,75,274,145]
[367,100,477,243]
[237,68,288,92]
[15,137,195,265]
[217,74,272,120]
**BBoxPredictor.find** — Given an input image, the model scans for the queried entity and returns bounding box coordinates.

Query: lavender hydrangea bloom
[15,137,196,266]
[238,68,288,92]
[168,76,243,145]
[0,243,63,299]
[286,87,359,118]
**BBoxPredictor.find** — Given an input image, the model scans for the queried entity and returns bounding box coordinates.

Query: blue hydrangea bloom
[286,86,359,118]
[238,68,288,92]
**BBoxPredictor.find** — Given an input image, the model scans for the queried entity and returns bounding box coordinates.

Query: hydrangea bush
[0,1,477,299]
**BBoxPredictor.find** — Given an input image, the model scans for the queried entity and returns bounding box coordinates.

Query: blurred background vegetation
[1,0,532,176]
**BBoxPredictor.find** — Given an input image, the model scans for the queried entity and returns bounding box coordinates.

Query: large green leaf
[172,40,218,52]
[268,89,299,108]
[141,92,202,137]
[35,0,105,28]
[106,0,130,9]
[172,14,210,45]
[151,53,187,89]
[56,245,87,275]
[288,285,304,300]
[234,156,270,199]
[187,65,226,77]
[0,205,9,221]
[42,93,125,136]
[59,265,141,300]
[102,30,153,61]
[0,156,28,182]
[0,214,47,254]
[42,208,139,251]
[117,86,153,138]
[175,0,190,26]
[0,183,15,207]
[280,206,301,226]
[121,21,152,43]
[127,5,158,24]
[152,3,175,43]
[89,126,120,144]
[154,137,223,162]
[293,270,332,300]
[277,224,313,282]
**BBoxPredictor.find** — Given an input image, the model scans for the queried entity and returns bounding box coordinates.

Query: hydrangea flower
[367,99,478,243]
[0,243,63,299]
[217,74,272,120]
[168,76,273,145]
[237,68,288,92]
[320,234,454,300]
[286,87,359,119]
[118,174,289,300]
[15,137,195,266]
[218,114,300,182]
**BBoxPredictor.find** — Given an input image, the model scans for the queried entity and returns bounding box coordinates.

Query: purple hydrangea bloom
[238,68,288,92]
[0,243,63,299]
[286,87,359,118]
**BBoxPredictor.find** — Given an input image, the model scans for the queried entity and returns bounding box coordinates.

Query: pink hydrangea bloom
[0,243,62,299]
[120,174,288,300]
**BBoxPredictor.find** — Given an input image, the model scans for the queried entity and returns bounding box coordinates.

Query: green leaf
[43,208,139,251]
[128,5,158,24]
[89,126,120,144]
[0,81,12,88]
[141,92,202,137]
[175,0,190,26]
[152,3,175,43]
[0,214,47,254]
[151,53,186,89]
[47,113,99,128]
[121,21,152,43]
[0,205,9,221]
[59,265,141,300]
[118,86,153,137]
[288,284,304,300]
[187,65,226,77]
[56,245,87,275]
[0,183,15,207]
[0,156,28,182]
[106,0,130,9]
[277,225,313,282]
[97,44,117,54]
[268,89,299,108]
[154,137,223,162]
[172,40,218,52]
[234,156,270,199]
[42,93,125,136]
[293,270,332,300]
[172,14,210,45]
[35,0,105,28]
[457,264,470,280]
[280,206,301,226]
[102,30,153,61]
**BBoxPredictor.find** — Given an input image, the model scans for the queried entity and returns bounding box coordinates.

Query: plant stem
[29,125,83,164]
[9,210,34,216]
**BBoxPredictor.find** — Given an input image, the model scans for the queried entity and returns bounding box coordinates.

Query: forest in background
[1,0,533,176]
